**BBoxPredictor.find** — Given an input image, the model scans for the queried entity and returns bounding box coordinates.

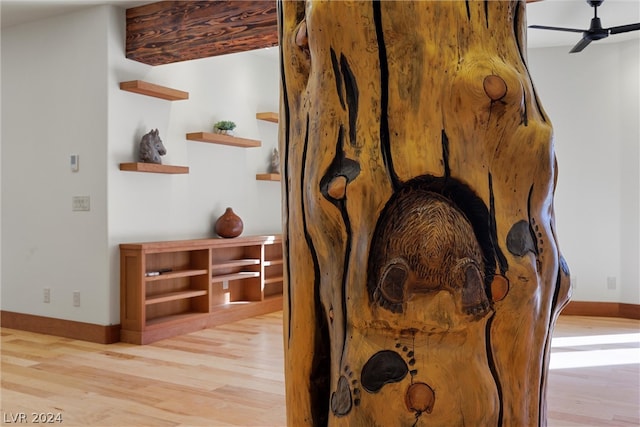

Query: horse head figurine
[138,129,166,164]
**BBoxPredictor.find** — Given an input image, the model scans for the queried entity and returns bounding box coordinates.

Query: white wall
[527,39,640,304]
[619,40,640,305]
[1,6,111,323]
[1,6,637,327]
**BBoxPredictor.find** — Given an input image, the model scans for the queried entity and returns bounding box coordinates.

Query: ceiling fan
[529,0,640,53]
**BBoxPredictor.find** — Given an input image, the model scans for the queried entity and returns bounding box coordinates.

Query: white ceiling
[1,0,639,51]
[0,0,152,28]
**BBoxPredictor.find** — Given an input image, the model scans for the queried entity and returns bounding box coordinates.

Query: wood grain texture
[1,314,637,426]
[0,311,120,344]
[1,313,287,426]
[256,112,279,123]
[119,80,189,100]
[119,163,189,174]
[256,173,281,181]
[186,132,261,148]
[562,301,640,320]
[279,1,570,426]
[126,0,278,66]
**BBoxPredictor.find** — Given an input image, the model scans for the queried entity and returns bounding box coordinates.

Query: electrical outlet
[72,196,90,211]
[222,281,229,290]
[73,291,81,307]
[43,288,51,303]
[607,276,616,290]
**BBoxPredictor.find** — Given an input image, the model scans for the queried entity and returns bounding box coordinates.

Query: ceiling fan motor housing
[587,17,609,40]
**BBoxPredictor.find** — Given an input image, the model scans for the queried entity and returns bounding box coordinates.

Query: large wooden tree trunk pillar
[278,1,571,426]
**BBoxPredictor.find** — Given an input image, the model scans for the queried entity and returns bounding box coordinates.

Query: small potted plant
[213,120,236,136]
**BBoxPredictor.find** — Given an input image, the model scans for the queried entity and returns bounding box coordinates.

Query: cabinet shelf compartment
[120,80,189,101]
[230,276,263,303]
[144,249,209,276]
[264,283,284,299]
[186,132,261,148]
[144,290,208,323]
[210,276,263,306]
[120,247,210,342]
[211,243,262,305]
[263,240,283,299]
[120,162,189,174]
[256,112,279,123]
[264,265,283,298]
[211,245,261,271]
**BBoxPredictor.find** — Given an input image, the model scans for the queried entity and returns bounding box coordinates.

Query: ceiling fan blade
[608,23,640,35]
[569,37,593,53]
[528,25,585,33]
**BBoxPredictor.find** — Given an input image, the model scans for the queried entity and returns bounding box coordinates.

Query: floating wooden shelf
[256,112,279,123]
[119,80,189,101]
[186,132,261,148]
[256,173,281,181]
[119,162,189,174]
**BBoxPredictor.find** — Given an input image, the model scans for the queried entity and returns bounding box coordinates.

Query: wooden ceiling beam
[126,0,278,66]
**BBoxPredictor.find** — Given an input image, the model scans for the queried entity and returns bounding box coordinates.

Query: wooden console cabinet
[120,234,283,344]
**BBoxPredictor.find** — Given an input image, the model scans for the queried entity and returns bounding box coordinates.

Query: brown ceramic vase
[215,207,243,238]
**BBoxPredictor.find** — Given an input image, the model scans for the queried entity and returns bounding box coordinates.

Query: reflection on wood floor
[546,315,639,426]
[1,313,638,426]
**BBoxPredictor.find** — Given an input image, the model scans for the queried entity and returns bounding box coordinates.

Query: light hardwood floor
[1,313,638,426]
